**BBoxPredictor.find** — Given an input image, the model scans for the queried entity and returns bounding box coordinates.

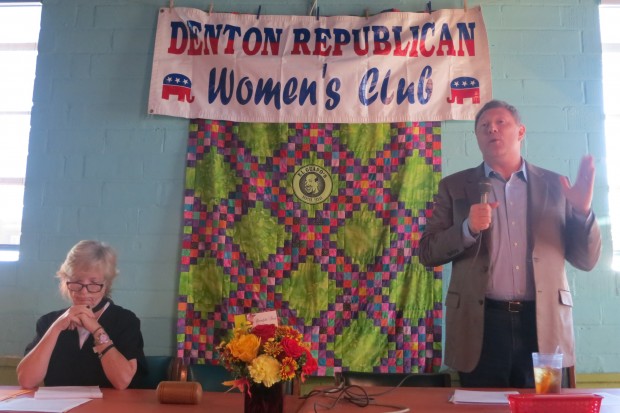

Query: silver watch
[95,331,110,345]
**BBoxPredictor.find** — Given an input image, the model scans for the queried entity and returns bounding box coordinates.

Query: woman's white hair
[56,240,118,300]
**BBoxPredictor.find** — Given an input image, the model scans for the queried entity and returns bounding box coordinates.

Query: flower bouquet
[217,323,318,413]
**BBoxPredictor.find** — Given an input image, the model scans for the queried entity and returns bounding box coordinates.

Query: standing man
[418,100,601,387]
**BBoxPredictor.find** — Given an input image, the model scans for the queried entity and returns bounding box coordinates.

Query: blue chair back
[135,355,174,389]
[188,363,233,392]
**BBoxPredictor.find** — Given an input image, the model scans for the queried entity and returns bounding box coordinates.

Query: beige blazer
[419,162,601,372]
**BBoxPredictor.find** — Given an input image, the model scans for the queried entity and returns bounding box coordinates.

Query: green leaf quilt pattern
[177,120,443,375]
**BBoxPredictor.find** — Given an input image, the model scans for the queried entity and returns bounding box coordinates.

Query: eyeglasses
[66,281,104,293]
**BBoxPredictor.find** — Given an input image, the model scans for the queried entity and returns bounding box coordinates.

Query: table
[294,386,620,413]
[2,386,619,413]
[0,386,305,413]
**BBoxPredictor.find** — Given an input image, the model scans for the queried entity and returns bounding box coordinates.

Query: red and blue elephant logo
[446,76,480,104]
[162,73,195,103]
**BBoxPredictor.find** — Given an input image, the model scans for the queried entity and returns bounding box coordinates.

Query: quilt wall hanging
[176,120,443,375]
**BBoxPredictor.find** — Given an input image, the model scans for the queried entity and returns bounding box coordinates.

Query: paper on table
[34,386,103,399]
[0,398,91,412]
[596,392,620,406]
[0,389,32,402]
[451,389,520,404]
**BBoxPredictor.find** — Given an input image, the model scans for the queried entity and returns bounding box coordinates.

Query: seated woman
[17,240,147,389]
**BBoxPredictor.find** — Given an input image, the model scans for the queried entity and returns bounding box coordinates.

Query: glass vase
[244,382,284,413]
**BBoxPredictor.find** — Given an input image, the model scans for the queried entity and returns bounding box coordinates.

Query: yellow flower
[227,333,261,363]
[248,354,282,387]
[262,339,282,357]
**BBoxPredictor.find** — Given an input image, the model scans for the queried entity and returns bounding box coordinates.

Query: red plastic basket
[508,394,603,413]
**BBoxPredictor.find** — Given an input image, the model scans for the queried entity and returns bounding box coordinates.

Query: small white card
[234,310,278,328]
[247,310,278,327]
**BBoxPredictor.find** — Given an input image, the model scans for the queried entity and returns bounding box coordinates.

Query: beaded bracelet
[98,343,115,359]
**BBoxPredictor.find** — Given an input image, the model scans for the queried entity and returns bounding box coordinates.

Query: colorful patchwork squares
[177,121,443,375]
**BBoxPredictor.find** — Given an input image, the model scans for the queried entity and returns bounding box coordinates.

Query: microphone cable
[301,376,415,412]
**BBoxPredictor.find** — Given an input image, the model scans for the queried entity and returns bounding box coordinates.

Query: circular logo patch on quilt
[293,164,332,205]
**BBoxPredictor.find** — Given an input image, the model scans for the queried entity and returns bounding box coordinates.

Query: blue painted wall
[0,0,616,373]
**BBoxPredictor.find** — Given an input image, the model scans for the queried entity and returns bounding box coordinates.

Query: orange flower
[227,333,261,363]
[280,357,298,380]
[262,339,282,358]
[276,325,301,340]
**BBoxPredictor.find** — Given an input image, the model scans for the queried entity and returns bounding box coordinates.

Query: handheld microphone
[479,177,492,204]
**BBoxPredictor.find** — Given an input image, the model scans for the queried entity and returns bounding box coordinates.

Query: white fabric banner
[148,6,492,122]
